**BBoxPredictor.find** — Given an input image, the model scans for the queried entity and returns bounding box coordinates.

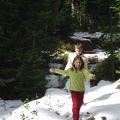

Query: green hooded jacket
[54,68,93,92]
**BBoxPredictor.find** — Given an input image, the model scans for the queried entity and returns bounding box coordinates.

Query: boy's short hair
[75,43,83,49]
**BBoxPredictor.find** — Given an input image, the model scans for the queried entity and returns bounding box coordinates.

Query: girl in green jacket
[50,56,96,120]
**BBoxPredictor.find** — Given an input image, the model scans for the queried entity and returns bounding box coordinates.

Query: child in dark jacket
[50,56,96,120]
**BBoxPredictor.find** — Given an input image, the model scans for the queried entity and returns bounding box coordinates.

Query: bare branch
[0,78,15,86]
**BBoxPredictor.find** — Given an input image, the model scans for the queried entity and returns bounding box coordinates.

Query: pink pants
[71,91,84,120]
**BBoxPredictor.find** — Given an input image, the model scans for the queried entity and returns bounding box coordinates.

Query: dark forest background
[0,0,120,101]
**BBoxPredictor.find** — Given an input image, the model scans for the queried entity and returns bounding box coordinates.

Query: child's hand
[49,68,55,73]
[92,74,96,80]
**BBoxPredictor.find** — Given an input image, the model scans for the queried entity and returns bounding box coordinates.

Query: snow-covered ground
[70,32,104,41]
[0,79,120,120]
[0,51,119,120]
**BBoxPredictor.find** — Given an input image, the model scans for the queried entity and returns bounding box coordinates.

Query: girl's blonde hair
[71,56,84,71]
